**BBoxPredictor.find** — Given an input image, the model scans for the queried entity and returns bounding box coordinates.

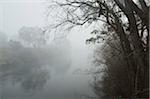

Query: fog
[0,1,95,99]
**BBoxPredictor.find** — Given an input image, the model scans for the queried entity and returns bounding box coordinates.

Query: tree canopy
[53,0,149,98]
[0,27,71,93]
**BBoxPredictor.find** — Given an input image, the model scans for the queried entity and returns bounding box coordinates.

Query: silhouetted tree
[54,0,149,98]
[91,34,135,98]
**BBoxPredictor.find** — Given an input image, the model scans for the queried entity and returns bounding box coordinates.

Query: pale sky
[0,0,93,68]
[0,0,95,98]
[0,0,46,36]
[0,0,91,49]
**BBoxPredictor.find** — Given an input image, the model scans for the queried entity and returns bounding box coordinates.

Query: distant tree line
[0,27,70,93]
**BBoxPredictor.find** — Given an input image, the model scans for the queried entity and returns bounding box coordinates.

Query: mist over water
[0,1,95,99]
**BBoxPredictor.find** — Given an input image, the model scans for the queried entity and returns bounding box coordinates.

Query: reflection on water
[0,31,93,99]
[0,31,74,99]
[0,73,91,99]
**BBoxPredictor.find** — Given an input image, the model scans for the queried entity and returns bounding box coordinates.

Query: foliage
[0,29,71,92]
[18,26,48,47]
[91,34,132,98]
[0,40,50,92]
[54,0,149,98]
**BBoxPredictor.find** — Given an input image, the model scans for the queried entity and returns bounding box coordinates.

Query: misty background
[0,0,96,99]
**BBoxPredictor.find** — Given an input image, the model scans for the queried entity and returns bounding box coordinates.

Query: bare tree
[51,0,149,98]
